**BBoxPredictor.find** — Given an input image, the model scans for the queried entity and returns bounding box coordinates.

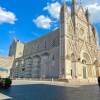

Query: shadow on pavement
[0,84,100,100]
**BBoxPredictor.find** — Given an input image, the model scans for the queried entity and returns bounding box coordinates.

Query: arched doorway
[81,52,91,79]
[71,53,76,78]
[24,57,32,78]
[94,60,100,77]
[82,60,87,79]
[41,53,49,79]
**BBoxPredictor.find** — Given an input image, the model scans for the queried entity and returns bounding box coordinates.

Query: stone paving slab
[0,93,12,100]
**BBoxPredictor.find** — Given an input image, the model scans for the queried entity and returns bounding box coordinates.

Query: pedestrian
[98,76,100,89]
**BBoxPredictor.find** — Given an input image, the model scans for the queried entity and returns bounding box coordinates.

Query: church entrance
[82,59,87,79]
[81,52,91,79]
[83,66,87,79]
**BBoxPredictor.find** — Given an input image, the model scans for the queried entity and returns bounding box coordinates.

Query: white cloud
[82,0,100,5]
[0,7,17,24]
[62,0,100,23]
[44,2,61,19]
[33,15,52,29]
[78,0,100,23]
[84,2,100,23]
[34,2,71,29]
[43,2,71,19]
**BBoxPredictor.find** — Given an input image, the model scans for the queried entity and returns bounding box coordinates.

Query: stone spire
[85,8,91,44]
[71,0,77,16]
[85,8,89,22]
[60,1,67,24]
[71,0,77,34]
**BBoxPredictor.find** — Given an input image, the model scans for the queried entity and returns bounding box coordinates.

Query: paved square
[0,80,100,100]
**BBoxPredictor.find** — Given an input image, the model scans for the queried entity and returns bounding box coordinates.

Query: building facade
[0,56,13,78]
[10,0,100,81]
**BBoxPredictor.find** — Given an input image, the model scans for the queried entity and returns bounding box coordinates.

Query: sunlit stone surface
[0,93,12,100]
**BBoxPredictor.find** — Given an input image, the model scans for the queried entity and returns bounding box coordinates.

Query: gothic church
[10,0,100,81]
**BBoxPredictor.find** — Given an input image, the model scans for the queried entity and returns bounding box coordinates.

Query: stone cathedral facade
[10,0,100,81]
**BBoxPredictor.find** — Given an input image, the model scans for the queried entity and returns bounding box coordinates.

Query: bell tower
[9,39,24,58]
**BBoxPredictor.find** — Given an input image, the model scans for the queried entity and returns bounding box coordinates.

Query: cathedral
[9,0,100,81]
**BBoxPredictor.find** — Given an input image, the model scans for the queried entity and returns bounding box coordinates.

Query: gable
[77,7,87,22]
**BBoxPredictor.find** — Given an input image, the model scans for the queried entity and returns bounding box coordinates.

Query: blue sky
[0,0,100,56]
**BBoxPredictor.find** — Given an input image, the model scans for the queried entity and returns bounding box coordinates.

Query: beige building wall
[9,40,24,58]
[10,29,60,79]
[0,56,14,78]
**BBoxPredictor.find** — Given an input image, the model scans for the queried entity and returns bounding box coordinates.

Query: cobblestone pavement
[0,80,100,100]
